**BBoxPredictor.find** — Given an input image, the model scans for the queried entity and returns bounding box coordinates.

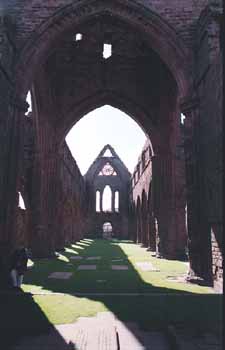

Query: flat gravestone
[135,262,159,271]
[111,265,128,270]
[112,259,123,262]
[86,256,101,260]
[48,272,73,279]
[70,256,83,260]
[97,280,106,283]
[77,265,97,270]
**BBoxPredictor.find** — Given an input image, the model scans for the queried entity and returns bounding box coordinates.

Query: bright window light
[25,91,32,116]
[18,192,26,210]
[103,43,112,59]
[181,113,186,124]
[75,33,83,41]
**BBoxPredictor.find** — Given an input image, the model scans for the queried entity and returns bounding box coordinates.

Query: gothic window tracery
[98,162,117,176]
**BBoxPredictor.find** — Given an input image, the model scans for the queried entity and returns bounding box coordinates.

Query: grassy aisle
[1,239,222,336]
[23,239,213,294]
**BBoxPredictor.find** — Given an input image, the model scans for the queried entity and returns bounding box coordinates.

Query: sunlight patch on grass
[57,254,70,263]
[34,295,108,324]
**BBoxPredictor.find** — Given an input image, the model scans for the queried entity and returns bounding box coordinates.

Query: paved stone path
[11,312,170,350]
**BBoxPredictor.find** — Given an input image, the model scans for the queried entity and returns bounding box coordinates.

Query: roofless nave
[0,0,223,293]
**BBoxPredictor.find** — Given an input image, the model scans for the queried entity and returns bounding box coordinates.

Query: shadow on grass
[3,239,222,348]
[0,291,78,349]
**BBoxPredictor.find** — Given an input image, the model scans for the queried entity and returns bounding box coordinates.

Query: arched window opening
[181,113,186,124]
[18,192,26,210]
[102,185,112,212]
[115,191,119,212]
[25,91,32,116]
[96,191,101,212]
[65,105,148,175]
[75,33,83,41]
[103,43,112,59]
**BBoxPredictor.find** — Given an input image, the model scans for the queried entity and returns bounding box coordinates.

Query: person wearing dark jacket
[10,247,29,289]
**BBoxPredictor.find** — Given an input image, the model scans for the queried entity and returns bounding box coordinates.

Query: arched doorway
[102,222,113,239]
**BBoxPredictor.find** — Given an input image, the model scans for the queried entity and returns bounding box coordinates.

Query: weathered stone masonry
[0,0,223,292]
[85,145,131,238]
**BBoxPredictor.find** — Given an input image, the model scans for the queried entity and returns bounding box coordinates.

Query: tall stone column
[148,211,156,251]
[152,154,176,258]
[30,124,60,257]
[181,97,205,281]
[0,15,26,279]
[112,191,115,212]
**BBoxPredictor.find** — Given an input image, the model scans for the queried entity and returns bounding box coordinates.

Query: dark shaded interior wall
[0,0,223,293]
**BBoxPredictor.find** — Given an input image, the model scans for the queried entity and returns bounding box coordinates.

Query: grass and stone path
[0,239,222,349]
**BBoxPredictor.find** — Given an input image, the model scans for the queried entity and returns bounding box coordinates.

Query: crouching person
[10,247,29,290]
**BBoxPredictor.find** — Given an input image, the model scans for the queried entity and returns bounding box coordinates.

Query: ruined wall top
[3,0,212,50]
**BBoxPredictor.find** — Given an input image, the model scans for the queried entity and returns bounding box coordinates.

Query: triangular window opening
[102,148,113,157]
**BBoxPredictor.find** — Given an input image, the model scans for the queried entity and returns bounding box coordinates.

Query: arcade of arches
[0,1,223,293]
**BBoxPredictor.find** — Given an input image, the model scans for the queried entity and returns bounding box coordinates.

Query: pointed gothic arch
[102,185,113,212]
[15,0,191,100]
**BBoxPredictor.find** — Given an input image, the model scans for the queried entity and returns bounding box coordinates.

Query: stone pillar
[148,211,156,252]
[181,97,208,281]
[152,154,176,258]
[112,191,115,212]
[30,126,60,257]
[100,191,103,212]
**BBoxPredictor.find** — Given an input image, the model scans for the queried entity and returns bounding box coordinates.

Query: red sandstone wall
[4,0,210,49]
[132,140,152,204]
[58,142,86,246]
[194,6,223,291]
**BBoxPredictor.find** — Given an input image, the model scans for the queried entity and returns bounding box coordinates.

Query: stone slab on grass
[86,256,101,260]
[77,265,97,270]
[111,265,128,270]
[111,259,123,262]
[135,262,159,271]
[70,256,83,260]
[48,272,73,279]
[97,280,107,283]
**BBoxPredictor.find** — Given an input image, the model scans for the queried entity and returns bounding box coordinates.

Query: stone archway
[14,0,191,98]
[2,0,192,261]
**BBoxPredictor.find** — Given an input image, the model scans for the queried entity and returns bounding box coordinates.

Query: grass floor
[23,239,214,295]
[0,239,222,340]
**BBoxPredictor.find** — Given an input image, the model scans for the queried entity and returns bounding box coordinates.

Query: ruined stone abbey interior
[0,0,223,299]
